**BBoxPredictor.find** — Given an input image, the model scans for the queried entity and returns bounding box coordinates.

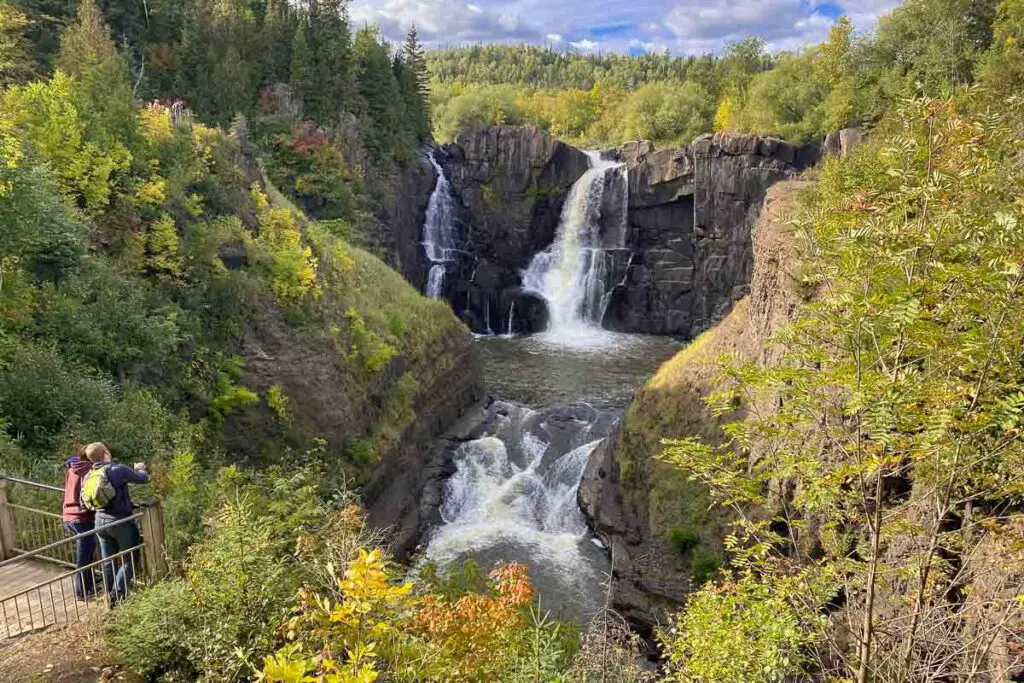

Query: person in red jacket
[63,439,97,600]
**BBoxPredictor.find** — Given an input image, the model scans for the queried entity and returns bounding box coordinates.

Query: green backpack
[81,464,116,511]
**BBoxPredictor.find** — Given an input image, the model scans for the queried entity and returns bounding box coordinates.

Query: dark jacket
[63,457,95,523]
[94,462,149,521]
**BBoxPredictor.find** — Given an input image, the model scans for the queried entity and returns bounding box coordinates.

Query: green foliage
[341,307,396,375]
[661,572,832,682]
[0,341,116,454]
[266,384,291,425]
[250,186,320,304]
[210,356,258,420]
[977,0,1024,90]
[4,70,131,212]
[0,1,33,86]
[111,491,309,681]
[354,26,414,164]
[659,94,1024,680]
[667,526,700,555]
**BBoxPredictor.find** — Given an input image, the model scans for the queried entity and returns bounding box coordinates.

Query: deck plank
[0,559,101,639]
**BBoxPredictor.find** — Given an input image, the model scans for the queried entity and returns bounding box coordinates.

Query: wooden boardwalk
[0,559,102,639]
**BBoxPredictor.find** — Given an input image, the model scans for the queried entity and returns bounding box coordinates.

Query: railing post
[0,477,15,561]
[139,501,166,580]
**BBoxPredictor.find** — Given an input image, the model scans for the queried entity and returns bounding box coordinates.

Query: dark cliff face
[369,154,438,292]
[436,126,590,333]
[603,133,820,337]
[384,127,819,339]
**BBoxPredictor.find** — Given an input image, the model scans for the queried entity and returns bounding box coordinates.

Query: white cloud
[570,38,600,51]
[348,0,902,54]
[349,0,544,44]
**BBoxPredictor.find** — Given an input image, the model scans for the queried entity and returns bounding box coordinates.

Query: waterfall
[506,301,517,337]
[422,154,458,299]
[522,151,628,339]
[424,402,608,620]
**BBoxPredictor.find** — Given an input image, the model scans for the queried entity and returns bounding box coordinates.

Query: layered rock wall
[438,126,590,332]
[604,134,820,336]
[410,127,820,337]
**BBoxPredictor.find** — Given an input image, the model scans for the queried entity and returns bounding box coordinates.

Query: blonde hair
[84,442,109,462]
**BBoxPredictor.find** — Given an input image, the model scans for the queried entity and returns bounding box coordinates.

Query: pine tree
[289,17,315,118]
[400,24,430,140]
[354,26,406,162]
[402,25,428,99]
[313,0,353,124]
[260,0,295,89]
[56,0,137,146]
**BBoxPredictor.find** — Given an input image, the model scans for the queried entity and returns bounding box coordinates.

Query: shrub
[110,581,196,680]
[667,526,700,556]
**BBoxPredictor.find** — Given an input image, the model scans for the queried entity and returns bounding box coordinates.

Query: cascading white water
[506,301,516,337]
[522,151,628,340]
[422,155,459,299]
[424,403,609,620]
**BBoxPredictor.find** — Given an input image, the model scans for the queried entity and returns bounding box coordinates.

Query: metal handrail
[1,542,145,637]
[0,512,143,569]
[3,476,63,493]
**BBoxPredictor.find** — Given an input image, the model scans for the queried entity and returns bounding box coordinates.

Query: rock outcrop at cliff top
[603,134,820,337]
[579,181,811,632]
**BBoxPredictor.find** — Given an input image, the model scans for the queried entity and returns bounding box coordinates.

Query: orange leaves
[410,563,534,680]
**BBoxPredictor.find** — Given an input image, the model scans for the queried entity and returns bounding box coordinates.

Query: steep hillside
[580,180,811,630]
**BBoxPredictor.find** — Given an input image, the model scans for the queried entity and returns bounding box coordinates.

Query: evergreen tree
[56,0,137,147]
[400,25,429,140]
[312,0,353,124]
[289,17,314,118]
[260,0,295,90]
[354,26,407,163]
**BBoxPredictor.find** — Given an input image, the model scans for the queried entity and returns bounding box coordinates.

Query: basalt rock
[434,126,591,333]
[602,133,820,337]
[580,181,811,633]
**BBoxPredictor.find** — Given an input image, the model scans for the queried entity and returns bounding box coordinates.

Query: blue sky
[349,0,903,55]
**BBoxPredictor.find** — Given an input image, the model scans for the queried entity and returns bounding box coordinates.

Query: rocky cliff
[222,232,482,556]
[603,134,820,337]
[407,128,820,338]
[579,181,811,632]
[437,126,590,333]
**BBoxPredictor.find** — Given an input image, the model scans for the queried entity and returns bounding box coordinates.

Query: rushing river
[419,150,682,623]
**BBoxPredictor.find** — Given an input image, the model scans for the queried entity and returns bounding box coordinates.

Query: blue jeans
[63,521,97,599]
[96,516,140,604]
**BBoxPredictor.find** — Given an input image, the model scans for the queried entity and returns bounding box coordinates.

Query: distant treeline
[427,0,1009,146]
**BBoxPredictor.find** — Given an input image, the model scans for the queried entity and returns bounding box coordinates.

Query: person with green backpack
[80,442,149,605]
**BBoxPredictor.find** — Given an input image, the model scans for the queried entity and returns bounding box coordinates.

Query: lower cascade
[424,401,618,622]
[523,150,628,339]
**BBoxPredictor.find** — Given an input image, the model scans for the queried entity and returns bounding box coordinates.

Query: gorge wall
[393,126,821,337]
[578,180,811,632]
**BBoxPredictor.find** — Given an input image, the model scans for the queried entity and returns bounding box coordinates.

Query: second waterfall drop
[523,151,628,339]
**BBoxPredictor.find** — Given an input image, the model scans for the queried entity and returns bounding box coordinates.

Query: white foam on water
[425,428,605,603]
